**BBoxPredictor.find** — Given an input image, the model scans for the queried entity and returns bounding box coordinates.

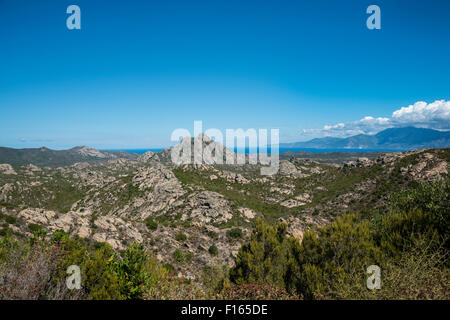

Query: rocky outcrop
[344,157,373,168]
[75,146,109,158]
[0,164,16,175]
[181,191,235,224]
[238,207,257,220]
[130,164,186,218]
[170,134,237,166]
[399,152,448,181]
[138,151,160,162]
[279,160,315,178]
[280,193,312,208]
[17,208,144,250]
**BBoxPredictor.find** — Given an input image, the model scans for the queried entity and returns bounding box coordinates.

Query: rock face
[279,160,322,177]
[75,146,109,158]
[169,134,237,166]
[138,151,159,162]
[17,208,143,250]
[280,199,304,208]
[344,157,373,168]
[280,193,312,208]
[399,152,448,181]
[279,161,301,176]
[238,207,257,220]
[218,171,249,184]
[130,164,186,218]
[183,191,235,224]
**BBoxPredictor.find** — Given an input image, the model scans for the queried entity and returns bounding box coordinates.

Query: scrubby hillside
[0,146,448,299]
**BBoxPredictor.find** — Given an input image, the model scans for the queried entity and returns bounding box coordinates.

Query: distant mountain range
[0,146,138,167]
[281,127,450,150]
[1,127,449,167]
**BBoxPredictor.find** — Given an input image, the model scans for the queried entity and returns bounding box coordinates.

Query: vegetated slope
[0,146,448,294]
[0,146,138,167]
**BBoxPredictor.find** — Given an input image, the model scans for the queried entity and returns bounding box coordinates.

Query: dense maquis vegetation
[230,176,449,299]
[0,177,448,300]
[0,232,210,300]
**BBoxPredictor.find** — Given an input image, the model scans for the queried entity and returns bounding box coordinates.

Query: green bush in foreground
[230,219,292,288]
[111,242,149,299]
[0,232,181,300]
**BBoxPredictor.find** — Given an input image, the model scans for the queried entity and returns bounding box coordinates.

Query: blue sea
[105,148,404,155]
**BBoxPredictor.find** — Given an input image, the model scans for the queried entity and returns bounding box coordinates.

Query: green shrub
[51,230,69,243]
[28,223,47,241]
[230,219,293,288]
[230,188,449,300]
[173,249,184,263]
[81,243,122,299]
[0,228,10,237]
[202,227,218,239]
[374,209,442,255]
[292,214,382,299]
[0,234,182,300]
[182,221,191,228]
[144,217,158,231]
[388,176,449,248]
[175,232,187,242]
[208,245,218,256]
[111,242,149,299]
[322,237,449,300]
[227,227,243,239]
[163,263,175,274]
[28,223,44,234]
[5,215,16,225]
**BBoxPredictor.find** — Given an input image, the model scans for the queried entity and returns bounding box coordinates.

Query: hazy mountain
[0,146,139,167]
[281,127,450,150]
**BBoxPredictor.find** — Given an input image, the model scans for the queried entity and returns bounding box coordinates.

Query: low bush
[175,232,187,242]
[226,228,243,239]
[144,217,158,231]
[208,245,218,256]
[173,249,184,263]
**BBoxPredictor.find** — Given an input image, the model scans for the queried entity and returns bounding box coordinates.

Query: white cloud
[301,100,450,139]
[392,100,450,128]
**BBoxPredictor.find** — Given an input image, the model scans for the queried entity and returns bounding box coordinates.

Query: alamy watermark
[366,265,381,290]
[366,5,381,30]
[170,121,279,175]
[66,5,81,30]
[65,5,380,31]
[66,265,81,290]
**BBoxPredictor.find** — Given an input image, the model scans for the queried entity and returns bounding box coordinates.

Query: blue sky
[1,0,449,149]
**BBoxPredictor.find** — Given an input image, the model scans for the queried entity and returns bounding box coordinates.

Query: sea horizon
[103,147,406,155]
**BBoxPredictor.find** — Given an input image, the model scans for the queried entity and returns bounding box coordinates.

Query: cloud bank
[302,100,450,138]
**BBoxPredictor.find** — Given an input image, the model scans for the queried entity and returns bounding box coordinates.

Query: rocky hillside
[0,146,138,167]
[0,143,448,280]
